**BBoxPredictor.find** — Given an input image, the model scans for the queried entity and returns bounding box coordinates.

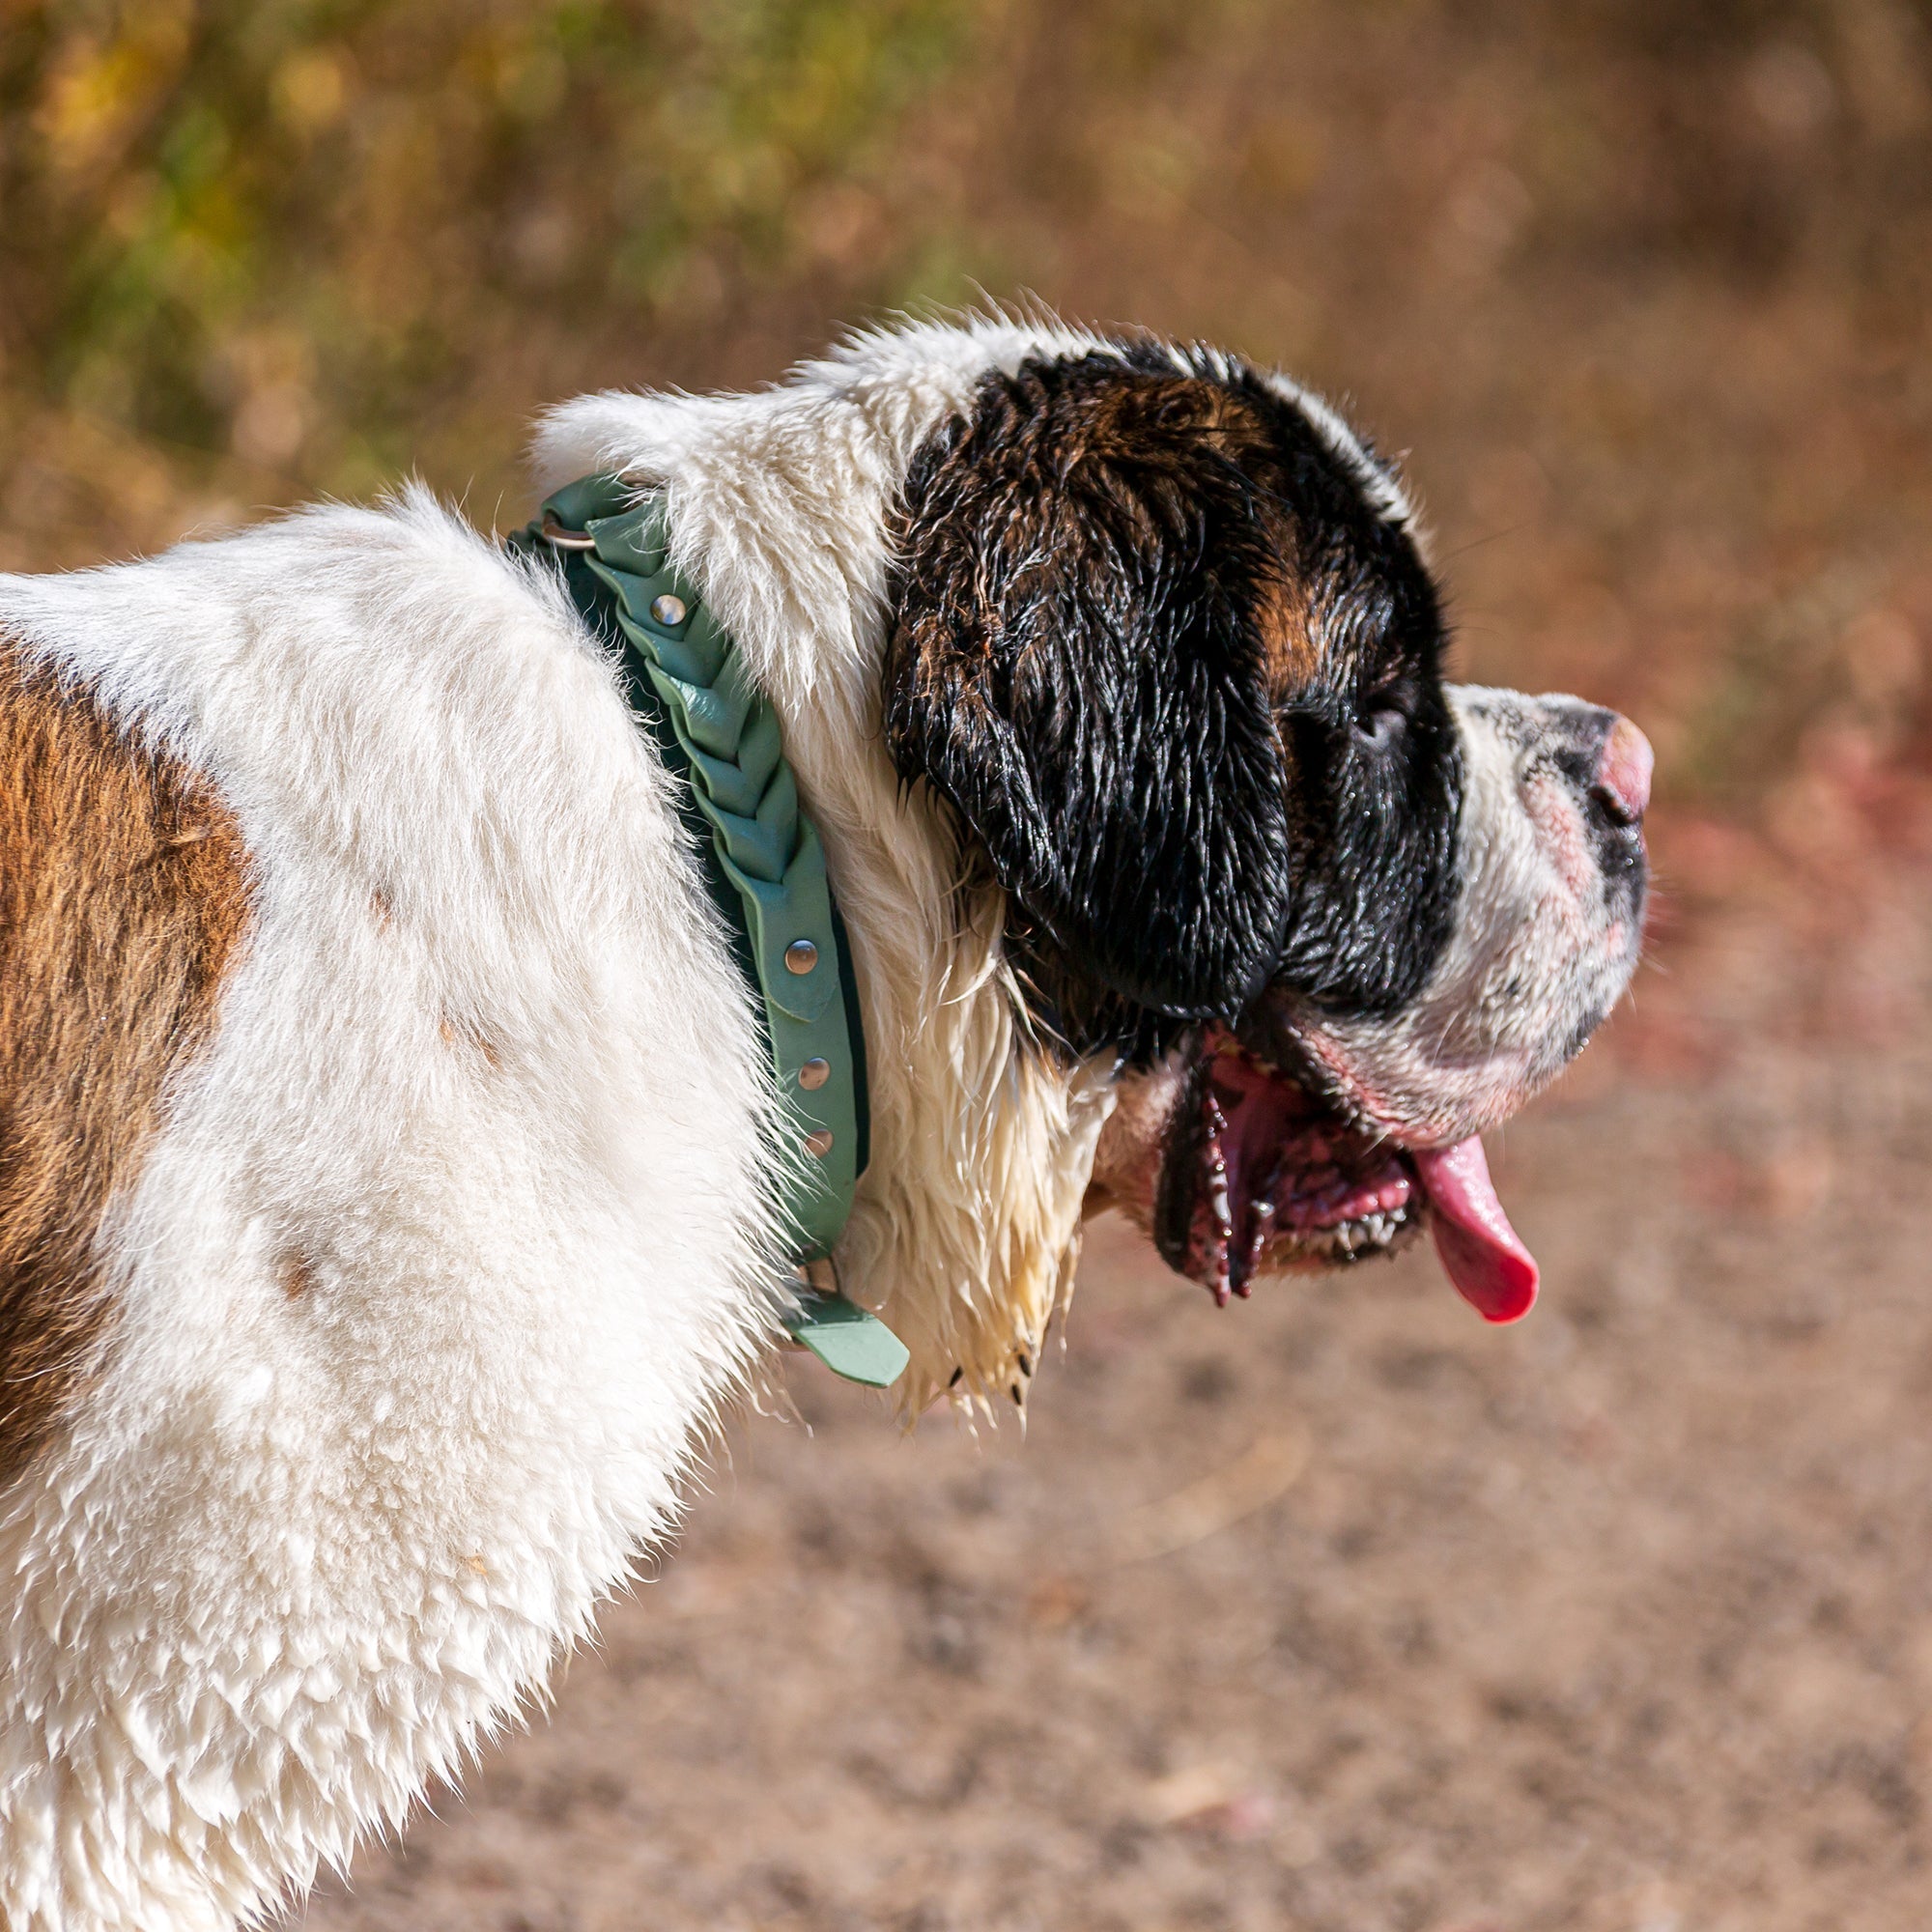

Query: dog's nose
[1590,715,1653,828]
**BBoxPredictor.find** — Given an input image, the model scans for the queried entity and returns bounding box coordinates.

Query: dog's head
[538,318,1649,1406]
[882,339,1648,1320]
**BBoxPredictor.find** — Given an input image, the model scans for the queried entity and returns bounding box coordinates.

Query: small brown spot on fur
[278,1253,317,1301]
[0,647,251,1485]
[440,1011,501,1069]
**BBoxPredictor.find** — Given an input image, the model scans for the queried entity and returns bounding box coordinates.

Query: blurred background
[7,1,1932,1925]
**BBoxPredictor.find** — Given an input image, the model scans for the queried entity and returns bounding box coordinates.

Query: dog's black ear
[884,354,1297,1020]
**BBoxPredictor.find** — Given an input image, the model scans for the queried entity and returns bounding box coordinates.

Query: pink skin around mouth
[1181,1028,1539,1322]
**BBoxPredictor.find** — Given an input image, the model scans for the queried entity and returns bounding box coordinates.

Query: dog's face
[883,342,1649,1322]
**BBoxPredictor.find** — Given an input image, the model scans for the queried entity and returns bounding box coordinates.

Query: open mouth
[1152,1026,1539,1322]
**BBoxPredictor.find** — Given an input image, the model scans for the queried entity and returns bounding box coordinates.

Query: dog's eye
[1351,691,1409,752]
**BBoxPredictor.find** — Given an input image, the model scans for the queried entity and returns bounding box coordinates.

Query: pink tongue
[1410,1138,1539,1324]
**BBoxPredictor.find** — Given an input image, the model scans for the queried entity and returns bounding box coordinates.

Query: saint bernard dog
[0,316,1650,1929]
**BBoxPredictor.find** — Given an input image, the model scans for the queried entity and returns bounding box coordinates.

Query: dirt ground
[291,845,1932,1932]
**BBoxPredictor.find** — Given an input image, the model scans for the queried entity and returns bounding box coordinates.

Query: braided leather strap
[511,472,868,1266]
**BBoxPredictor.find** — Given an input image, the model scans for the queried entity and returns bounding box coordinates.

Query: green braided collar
[509,473,903,1389]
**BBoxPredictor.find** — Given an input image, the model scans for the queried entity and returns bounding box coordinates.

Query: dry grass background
[7,2,1932,1926]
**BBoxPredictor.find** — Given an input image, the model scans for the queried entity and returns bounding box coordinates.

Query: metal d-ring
[539,508,599,551]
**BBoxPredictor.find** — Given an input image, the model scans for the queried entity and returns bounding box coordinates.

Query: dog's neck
[532,320,1121,1412]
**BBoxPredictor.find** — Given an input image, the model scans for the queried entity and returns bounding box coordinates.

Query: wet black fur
[884,342,1463,1057]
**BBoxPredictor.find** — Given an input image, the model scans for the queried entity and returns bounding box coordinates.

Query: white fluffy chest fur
[0,322,1119,1930]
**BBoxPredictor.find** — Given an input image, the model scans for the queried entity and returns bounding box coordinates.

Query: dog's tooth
[1203,1095,1232,1229]
[1244,1195,1275,1286]
[1192,1080,1237,1306]
[1207,1147,1233,1239]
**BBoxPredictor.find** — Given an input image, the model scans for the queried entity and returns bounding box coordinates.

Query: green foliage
[0,0,970,497]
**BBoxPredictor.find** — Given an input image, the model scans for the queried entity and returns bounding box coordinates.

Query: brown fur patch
[0,647,251,1485]
[1256,569,1319,691]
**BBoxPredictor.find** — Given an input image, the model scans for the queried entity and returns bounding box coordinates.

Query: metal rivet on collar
[804,1128,835,1158]
[783,939,818,975]
[649,592,686,627]
[799,1057,831,1091]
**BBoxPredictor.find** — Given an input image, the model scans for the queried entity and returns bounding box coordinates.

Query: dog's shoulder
[0,492,769,1491]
